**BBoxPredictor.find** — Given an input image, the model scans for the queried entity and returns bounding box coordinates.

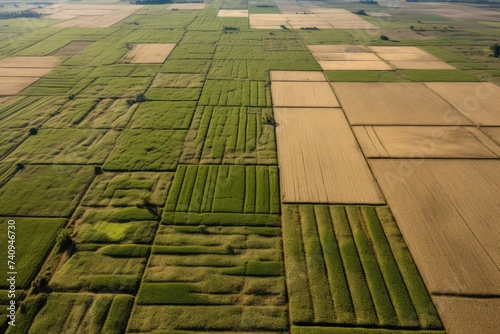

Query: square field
[122,44,176,64]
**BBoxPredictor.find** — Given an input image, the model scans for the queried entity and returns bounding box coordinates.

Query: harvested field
[425,82,500,125]
[270,71,326,81]
[282,205,442,328]
[482,127,500,145]
[0,68,53,77]
[313,53,381,61]
[52,41,94,57]
[353,126,498,158]
[0,77,40,95]
[122,44,176,64]
[217,10,249,17]
[375,53,440,61]
[432,296,500,334]
[368,46,431,55]
[0,56,60,68]
[370,159,500,295]
[47,4,143,28]
[388,61,455,70]
[274,108,384,204]
[318,61,392,71]
[271,82,339,107]
[308,45,371,53]
[331,83,472,125]
[168,3,207,10]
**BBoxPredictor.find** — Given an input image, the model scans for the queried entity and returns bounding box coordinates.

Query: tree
[380,35,389,41]
[490,43,500,58]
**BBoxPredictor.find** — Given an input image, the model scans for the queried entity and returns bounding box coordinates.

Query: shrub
[29,128,38,135]
[380,35,389,41]
[55,229,72,252]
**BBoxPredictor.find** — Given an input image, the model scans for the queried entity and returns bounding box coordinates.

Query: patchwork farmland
[0,0,499,333]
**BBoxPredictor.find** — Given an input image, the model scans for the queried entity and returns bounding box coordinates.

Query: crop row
[181,106,277,164]
[282,205,443,329]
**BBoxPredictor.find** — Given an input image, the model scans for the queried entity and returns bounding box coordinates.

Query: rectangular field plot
[74,207,158,244]
[6,129,119,164]
[274,108,384,204]
[151,73,205,88]
[168,3,206,10]
[0,96,66,129]
[218,9,249,17]
[0,56,60,68]
[48,4,143,28]
[0,218,66,289]
[0,76,41,95]
[129,101,196,129]
[313,53,381,61]
[82,172,174,208]
[425,82,500,125]
[271,82,340,107]
[282,205,443,329]
[134,225,287,331]
[122,44,176,64]
[180,106,277,165]
[318,61,392,71]
[331,83,472,125]
[353,126,499,158]
[76,98,139,129]
[370,160,500,295]
[308,45,372,53]
[270,71,326,81]
[19,293,134,334]
[162,165,280,225]
[103,130,187,171]
[199,80,270,106]
[50,247,146,292]
[0,129,25,158]
[79,77,153,98]
[388,61,454,70]
[433,296,500,334]
[0,165,94,217]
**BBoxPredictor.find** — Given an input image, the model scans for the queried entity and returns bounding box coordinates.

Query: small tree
[29,127,38,135]
[380,35,389,41]
[490,43,500,58]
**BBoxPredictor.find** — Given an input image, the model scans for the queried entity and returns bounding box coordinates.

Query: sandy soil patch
[168,3,207,10]
[0,68,53,77]
[270,71,326,81]
[353,126,498,158]
[271,81,340,107]
[0,77,39,95]
[432,296,500,334]
[308,44,371,53]
[313,53,381,61]
[217,10,249,17]
[388,60,454,70]
[52,41,94,57]
[0,56,60,68]
[318,60,392,71]
[122,44,176,64]
[275,107,384,204]
[331,82,471,125]
[425,82,500,126]
[370,159,500,295]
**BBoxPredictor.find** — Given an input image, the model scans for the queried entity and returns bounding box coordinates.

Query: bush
[55,229,72,252]
[380,35,389,41]
[29,128,38,135]
[94,166,102,175]
[490,43,500,57]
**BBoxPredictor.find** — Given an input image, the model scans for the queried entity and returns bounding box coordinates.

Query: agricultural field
[0,0,499,333]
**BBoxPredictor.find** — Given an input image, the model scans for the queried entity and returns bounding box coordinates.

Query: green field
[1,0,498,332]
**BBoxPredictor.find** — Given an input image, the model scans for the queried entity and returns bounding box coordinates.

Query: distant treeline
[0,10,42,20]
